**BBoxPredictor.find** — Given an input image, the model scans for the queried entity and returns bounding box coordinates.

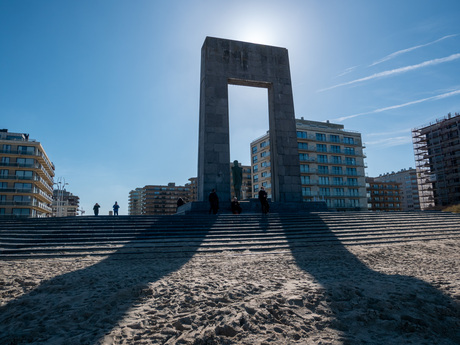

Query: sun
[233,19,279,46]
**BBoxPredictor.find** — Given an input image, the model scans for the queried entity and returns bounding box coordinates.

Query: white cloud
[370,34,458,67]
[366,136,413,148]
[366,128,412,137]
[319,53,460,92]
[336,66,359,78]
[334,89,460,121]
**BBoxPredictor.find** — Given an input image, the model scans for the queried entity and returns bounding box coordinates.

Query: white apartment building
[250,118,367,211]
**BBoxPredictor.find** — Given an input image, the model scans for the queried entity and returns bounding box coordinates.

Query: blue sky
[1,0,459,215]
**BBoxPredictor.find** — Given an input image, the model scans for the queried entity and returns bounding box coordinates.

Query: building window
[261,172,271,178]
[253,165,258,172]
[261,161,270,167]
[13,208,30,216]
[346,167,357,176]
[319,187,330,196]
[317,154,328,163]
[319,176,329,185]
[349,199,360,207]
[14,183,32,191]
[18,146,35,155]
[333,177,343,185]
[332,156,342,164]
[15,171,33,179]
[331,145,341,153]
[316,144,327,152]
[301,176,310,184]
[2,145,11,153]
[298,142,308,150]
[13,195,31,203]
[334,199,345,207]
[334,188,344,196]
[300,164,309,173]
[316,133,326,141]
[252,156,258,163]
[261,151,270,158]
[330,135,340,143]
[260,140,269,148]
[252,146,257,154]
[318,165,329,174]
[344,147,355,155]
[349,188,359,196]
[299,153,309,161]
[332,166,343,175]
[302,187,311,196]
[344,137,355,144]
[347,178,358,186]
[0,170,8,177]
[297,131,307,139]
[345,157,356,165]
[253,175,259,181]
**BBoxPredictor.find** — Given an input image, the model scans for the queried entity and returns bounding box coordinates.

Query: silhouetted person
[93,203,100,216]
[113,202,120,216]
[258,187,269,214]
[231,160,243,200]
[176,197,185,212]
[208,189,219,214]
[231,197,242,214]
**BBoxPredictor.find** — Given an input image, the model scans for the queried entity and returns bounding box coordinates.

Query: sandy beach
[1,239,459,344]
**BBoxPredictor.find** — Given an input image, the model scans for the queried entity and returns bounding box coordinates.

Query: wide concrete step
[0,212,459,258]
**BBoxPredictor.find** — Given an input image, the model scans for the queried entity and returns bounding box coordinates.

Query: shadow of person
[282,212,460,344]
[0,215,212,345]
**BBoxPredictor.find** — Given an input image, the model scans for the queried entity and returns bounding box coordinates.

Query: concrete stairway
[0,212,459,258]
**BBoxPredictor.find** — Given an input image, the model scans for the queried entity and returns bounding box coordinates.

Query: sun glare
[232,17,279,46]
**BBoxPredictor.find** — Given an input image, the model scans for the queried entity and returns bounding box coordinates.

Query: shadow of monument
[282,213,460,344]
[0,215,211,345]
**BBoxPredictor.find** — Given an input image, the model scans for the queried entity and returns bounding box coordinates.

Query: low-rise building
[366,177,402,211]
[0,129,55,218]
[128,183,191,215]
[52,189,80,217]
[374,168,420,211]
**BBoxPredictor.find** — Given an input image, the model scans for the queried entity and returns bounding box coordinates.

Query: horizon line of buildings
[1,112,459,217]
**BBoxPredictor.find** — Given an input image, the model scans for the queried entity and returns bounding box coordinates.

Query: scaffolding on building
[412,113,460,209]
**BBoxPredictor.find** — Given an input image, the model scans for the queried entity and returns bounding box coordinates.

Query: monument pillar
[198,37,302,204]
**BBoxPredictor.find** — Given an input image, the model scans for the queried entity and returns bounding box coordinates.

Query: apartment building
[186,178,198,202]
[250,118,367,211]
[128,183,191,215]
[374,168,420,211]
[412,112,460,209]
[128,188,143,215]
[366,177,402,211]
[0,129,55,218]
[52,189,80,217]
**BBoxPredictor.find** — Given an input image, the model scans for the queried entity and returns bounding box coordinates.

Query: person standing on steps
[93,203,100,216]
[208,189,219,214]
[113,202,120,216]
[258,186,269,214]
[176,197,185,212]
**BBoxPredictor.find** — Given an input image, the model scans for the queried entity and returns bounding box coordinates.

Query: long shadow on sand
[282,213,460,344]
[0,215,212,345]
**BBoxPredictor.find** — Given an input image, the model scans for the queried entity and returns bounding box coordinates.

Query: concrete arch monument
[198,37,302,204]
